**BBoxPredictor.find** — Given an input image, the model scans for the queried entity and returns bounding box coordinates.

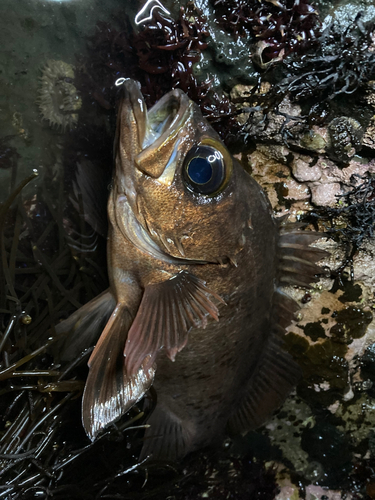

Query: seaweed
[75,2,240,143]
[0,159,131,497]
[232,13,375,148]
[261,13,375,108]
[211,0,320,65]
[302,174,375,276]
[280,13,375,102]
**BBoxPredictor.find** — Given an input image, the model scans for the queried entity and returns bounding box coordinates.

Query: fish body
[58,79,326,460]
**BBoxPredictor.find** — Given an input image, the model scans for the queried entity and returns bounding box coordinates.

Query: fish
[56,78,327,461]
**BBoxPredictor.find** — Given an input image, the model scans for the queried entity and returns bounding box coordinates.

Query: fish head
[113,79,252,264]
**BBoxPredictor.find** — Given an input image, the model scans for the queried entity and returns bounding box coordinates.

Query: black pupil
[187,158,213,184]
[183,145,226,195]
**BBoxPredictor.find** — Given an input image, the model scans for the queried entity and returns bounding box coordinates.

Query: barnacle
[327,116,363,165]
[37,60,82,131]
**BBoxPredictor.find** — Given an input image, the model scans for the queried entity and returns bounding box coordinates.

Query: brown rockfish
[58,79,326,460]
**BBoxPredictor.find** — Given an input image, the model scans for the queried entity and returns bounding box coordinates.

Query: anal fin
[227,333,301,434]
[83,304,155,441]
[140,405,194,461]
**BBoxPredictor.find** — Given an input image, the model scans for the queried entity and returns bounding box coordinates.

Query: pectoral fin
[83,304,155,441]
[124,271,225,376]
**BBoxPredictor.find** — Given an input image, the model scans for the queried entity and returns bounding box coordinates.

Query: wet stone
[301,422,352,488]
[330,306,373,343]
[303,322,327,342]
[285,332,350,406]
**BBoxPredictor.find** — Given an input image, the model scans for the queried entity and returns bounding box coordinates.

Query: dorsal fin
[277,224,329,287]
[227,333,301,434]
[228,223,328,435]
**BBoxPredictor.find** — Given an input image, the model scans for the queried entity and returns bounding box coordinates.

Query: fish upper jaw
[116,79,192,188]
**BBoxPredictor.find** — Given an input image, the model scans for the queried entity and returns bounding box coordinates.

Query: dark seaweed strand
[211,0,321,62]
[239,13,375,145]
[0,158,150,497]
[302,174,375,278]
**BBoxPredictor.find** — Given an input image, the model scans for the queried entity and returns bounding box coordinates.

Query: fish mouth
[137,86,192,180]
[142,88,191,148]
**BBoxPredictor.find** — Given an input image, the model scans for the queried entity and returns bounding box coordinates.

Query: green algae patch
[262,397,314,474]
[336,394,375,448]
[285,332,349,406]
[330,306,373,343]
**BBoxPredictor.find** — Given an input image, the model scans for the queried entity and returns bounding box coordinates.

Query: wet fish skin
[58,79,325,460]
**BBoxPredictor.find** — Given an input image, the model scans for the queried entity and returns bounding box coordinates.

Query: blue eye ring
[183,145,227,195]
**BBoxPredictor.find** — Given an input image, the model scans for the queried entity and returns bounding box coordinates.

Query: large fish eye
[183,144,228,195]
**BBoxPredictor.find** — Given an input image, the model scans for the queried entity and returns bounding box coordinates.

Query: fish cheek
[137,176,246,261]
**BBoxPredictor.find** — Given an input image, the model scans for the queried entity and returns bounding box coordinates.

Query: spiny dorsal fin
[124,271,225,376]
[227,333,301,435]
[56,289,116,362]
[83,304,155,441]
